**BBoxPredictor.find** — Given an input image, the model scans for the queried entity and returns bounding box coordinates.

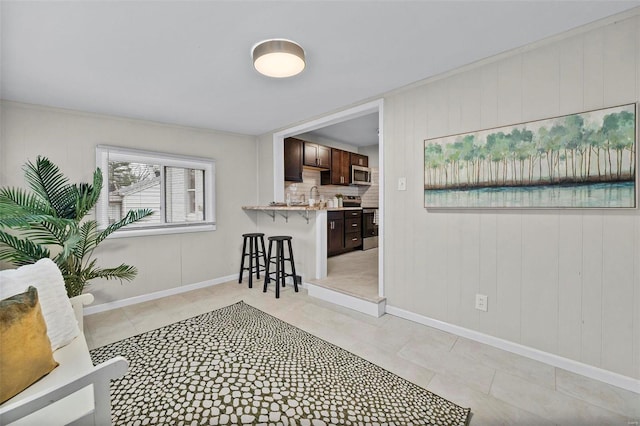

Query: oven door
[362,209,379,250]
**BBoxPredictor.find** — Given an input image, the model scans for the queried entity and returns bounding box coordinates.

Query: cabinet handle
[352,238,358,241]
[352,224,357,227]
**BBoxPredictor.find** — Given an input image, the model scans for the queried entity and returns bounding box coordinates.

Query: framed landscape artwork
[424,103,637,209]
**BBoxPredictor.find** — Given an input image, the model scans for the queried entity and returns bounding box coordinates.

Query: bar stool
[238,233,267,288]
[263,236,299,298]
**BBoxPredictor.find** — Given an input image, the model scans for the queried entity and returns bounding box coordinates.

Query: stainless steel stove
[362,207,378,250]
[342,195,361,207]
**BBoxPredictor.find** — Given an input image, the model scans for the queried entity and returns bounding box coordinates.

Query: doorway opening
[272,99,384,303]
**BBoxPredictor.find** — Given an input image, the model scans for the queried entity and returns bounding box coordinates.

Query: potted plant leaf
[0,156,153,297]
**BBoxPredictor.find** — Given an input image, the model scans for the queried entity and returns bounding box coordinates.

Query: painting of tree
[424,104,636,208]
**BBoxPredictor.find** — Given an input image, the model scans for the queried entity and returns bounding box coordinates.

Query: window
[96,145,216,237]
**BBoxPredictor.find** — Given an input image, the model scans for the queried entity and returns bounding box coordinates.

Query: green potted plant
[0,156,153,297]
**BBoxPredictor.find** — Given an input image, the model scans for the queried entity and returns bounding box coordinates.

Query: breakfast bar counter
[242,205,361,223]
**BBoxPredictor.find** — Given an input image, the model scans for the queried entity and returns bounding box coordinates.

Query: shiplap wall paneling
[520,214,560,354]
[478,213,498,335]
[496,55,523,126]
[601,214,636,376]
[413,86,430,314]
[603,17,637,105]
[419,80,449,320]
[404,90,420,312]
[494,214,524,343]
[383,12,640,380]
[522,44,560,120]
[558,35,584,115]
[634,211,640,378]
[477,62,500,336]
[583,26,605,110]
[557,214,584,362]
[580,214,604,368]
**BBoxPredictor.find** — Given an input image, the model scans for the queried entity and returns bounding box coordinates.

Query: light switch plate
[398,177,407,191]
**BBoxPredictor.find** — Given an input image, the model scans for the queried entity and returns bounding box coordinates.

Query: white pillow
[0,258,80,350]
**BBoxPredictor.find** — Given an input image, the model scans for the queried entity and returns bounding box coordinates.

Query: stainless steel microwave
[351,165,372,185]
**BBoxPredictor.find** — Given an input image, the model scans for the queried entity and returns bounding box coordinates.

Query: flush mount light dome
[252,39,305,78]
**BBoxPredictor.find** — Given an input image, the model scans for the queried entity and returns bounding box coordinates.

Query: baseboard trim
[84,275,236,315]
[306,283,386,317]
[385,304,640,394]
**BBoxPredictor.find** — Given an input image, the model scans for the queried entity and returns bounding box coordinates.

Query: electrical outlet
[475,294,488,312]
[397,177,407,191]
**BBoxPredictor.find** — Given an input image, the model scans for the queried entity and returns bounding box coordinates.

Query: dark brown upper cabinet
[321,148,351,186]
[303,142,331,169]
[284,137,303,182]
[350,153,368,167]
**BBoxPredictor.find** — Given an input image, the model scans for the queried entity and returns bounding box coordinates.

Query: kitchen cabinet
[344,210,362,249]
[321,148,350,186]
[327,210,362,256]
[303,142,331,169]
[350,153,368,167]
[327,211,345,256]
[284,137,304,182]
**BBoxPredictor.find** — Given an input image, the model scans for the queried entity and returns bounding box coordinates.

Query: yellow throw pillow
[0,286,59,404]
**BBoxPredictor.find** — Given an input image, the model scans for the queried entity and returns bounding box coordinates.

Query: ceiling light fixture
[252,39,305,78]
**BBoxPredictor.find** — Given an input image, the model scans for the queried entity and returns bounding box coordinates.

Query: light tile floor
[308,248,381,302]
[84,280,640,425]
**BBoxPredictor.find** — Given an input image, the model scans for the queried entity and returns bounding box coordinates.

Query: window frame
[96,145,216,238]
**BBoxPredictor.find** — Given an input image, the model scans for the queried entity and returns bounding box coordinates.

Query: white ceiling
[303,113,380,147]
[2,1,638,137]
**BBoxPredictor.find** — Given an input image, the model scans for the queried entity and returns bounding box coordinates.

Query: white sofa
[0,293,128,425]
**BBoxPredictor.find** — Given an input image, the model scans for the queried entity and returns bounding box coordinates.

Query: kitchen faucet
[309,186,320,201]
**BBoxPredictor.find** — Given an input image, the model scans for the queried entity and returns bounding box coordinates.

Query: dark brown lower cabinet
[327,210,362,256]
[327,211,344,256]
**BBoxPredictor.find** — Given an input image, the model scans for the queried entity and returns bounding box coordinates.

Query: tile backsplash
[285,168,379,208]
[360,167,379,208]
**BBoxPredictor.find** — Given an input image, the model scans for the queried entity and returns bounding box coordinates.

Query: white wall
[0,101,258,304]
[383,13,640,380]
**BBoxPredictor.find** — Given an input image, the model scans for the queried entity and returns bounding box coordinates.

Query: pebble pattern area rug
[90,301,471,426]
